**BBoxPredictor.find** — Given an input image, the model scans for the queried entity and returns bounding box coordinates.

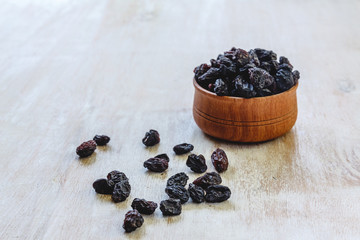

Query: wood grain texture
[193,80,298,142]
[0,0,360,239]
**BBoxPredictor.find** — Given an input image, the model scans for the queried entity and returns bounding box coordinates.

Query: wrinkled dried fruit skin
[188,183,205,203]
[194,63,211,80]
[143,158,168,172]
[193,172,222,189]
[213,79,228,96]
[112,180,131,203]
[211,148,229,173]
[76,140,96,158]
[254,48,277,62]
[107,171,129,188]
[292,70,300,84]
[92,178,113,194]
[186,154,207,173]
[131,198,158,215]
[123,209,144,233]
[167,172,189,187]
[142,129,160,146]
[173,143,194,155]
[205,185,231,203]
[231,76,257,98]
[154,153,170,162]
[275,69,295,92]
[248,67,274,89]
[165,185,189,204]
[160,198,182,216]
[93,135,110,146]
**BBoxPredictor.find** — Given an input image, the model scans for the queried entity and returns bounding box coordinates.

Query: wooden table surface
[1,0,360,239]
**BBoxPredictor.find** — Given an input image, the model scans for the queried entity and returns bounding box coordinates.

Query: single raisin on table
[142,129,160,146]
[131,198,158,215]
[76,140,96,158]
[92,178,113,194]
[165,185,190,204]
[186,154,207,173]
[107,170,129,188]
[112,180,131,203]
[154,153,170,162]
[193,172,222,189]
[173,143,194,155]
[188,183,205,203]
[93,135,110,146]
[166,172,189,187]
[123,209,144,233]
[205,185,231,203]
[143,158,168,172]
[211,148,229,173]
[160,198,182,216]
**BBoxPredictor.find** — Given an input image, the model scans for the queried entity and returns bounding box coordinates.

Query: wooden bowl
[193,79,298,142]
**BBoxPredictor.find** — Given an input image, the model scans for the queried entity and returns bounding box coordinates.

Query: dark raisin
[166,172,189,187]
[112,180,131,203]
[234,48,250,66]
[165,185,189,204]
[154,153,170,162]
[275,69,295,92]
[76,140,96,158]
[248,49,260,66]
[211,148,229,173]
[210,59,220,68]
[143,158,168,172]
[186,154,207,173]
[188,183,205,203]
[107,170,129,188]
[292,70,300,84]
[248,67,274,89]
[197,67,220,85]
[193,63,211,80]
[93,135,110,146]
[213,79,228,96]
[205,185,231,203]
[254,48,277,62]
[142,129,160,146]
[123,209,144,233]
[173,143,194,155]
[278,63,293,71]
[193,172,222,189]
[160,198,182,216]
[217,54,233,66]
[279,56,293,68]
[131,198,158,215]
[92,178,113,194]
[231,76,257,98]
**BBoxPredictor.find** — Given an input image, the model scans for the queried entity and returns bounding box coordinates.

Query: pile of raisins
[194,47,300,97]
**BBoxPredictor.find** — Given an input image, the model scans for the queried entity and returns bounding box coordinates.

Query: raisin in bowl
[192,48,299,142]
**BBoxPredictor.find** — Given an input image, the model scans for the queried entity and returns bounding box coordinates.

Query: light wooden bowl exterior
[193,79,298,142]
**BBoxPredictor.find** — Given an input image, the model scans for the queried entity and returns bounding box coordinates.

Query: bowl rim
[193,78,298,100]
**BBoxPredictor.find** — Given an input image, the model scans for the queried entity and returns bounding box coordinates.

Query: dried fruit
[131,198,158,215]
[248,67,274,89]
[213,79,228,96]
[142,129,160,146]
[160,198,182,216]
[186,154,207,173]
[112,180,131,203]
[193,172,222,189]
[173,143,194,155]
[275,69,295,92]
[165,185,189,204]
[166,172,189,187]
[154,153,170,162]
[92,178,113,194]
[211,148,229,173]
[93,135,110,146]
[123,209,144,233]
[76,140,96,158]
[205,185,231,203]
[107,170,129,188]
[188,183,205,203]
[143,158,168,172]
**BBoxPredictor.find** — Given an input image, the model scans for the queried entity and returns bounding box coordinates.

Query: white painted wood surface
[0,0,359,239]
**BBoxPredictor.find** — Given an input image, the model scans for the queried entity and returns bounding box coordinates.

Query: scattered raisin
[154,153,170,162]
[92,178,113,194]
[112,180,131,203]
[123,209,144,233]
[143,158,168,172]
[107,170,129,188]
[76,140,96,158]
[93,135,110,146]
[173,143,194,155]
[165,185,190,204]
[211,148,229,173]
[131,198,158,215]
[188,183,205,203]
[186,154,207,173]
[142,129,160,146]
[193,172,222,189]
[160,198,182,216]
[166,172,189,187]
[205,185,231,203]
